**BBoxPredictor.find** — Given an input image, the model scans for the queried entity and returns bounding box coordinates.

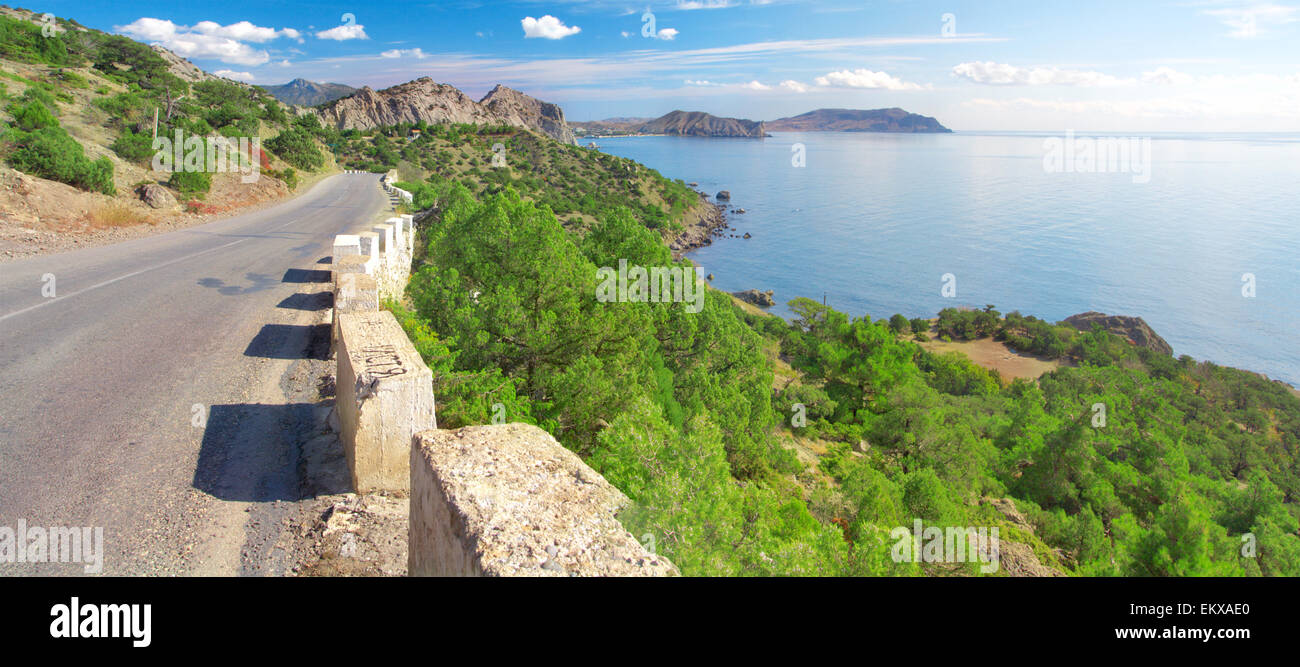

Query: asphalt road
[0,173,386,575]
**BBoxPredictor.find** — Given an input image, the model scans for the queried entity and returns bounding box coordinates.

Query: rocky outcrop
[767,108,952,133]
[1064,311,1173,355]
[136,184,176,209]
[479,84,578,145]
[317,78,495,130]
[715,190,731,201]
[732,289,776,307]
[315,77,578,144]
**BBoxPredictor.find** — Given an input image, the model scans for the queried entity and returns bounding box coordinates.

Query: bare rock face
[732,289,775,307]
[479,84,578,145]
[1064,311,1173,355]
[136,183,176,209]
[315,78,578,145]
[317,77,496,130]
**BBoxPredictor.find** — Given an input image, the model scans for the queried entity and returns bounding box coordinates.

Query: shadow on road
[282,268,331,283]
[197,273,279,295]
[193,403,351,502]
[278,292,333,311]
[244,323,331,360]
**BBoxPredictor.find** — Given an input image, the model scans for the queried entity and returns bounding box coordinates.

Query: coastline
[668,194,728,260]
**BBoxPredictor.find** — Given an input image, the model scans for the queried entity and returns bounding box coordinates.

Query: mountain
[637,111,768,138]
[573,111,767,138]
[766,108,951,133]
[260,78,358,106]
[313,77,578,144]
[478,84,578,146]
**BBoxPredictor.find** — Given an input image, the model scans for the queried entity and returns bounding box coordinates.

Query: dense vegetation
[329,121,698,236]
[389,166,1300,578]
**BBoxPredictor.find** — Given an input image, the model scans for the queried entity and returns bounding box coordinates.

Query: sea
[592,131,1300,388]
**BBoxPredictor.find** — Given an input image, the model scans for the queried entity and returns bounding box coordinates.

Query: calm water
[594,131,1300,388]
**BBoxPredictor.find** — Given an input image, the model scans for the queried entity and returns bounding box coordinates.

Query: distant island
[767,108,951,133]
[259,78,358,106]
[575,107,950,138]
[573,110,768,138]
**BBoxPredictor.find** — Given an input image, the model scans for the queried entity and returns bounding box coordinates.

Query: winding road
[0,173,387,575]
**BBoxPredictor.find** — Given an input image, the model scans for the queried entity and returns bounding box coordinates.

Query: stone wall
[409,424,679,577]
[331,183,430,493]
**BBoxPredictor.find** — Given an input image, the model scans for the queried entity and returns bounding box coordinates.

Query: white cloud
[1203,4,1298,38]
[657,28,680,40]
[213,69,255,82]
[116,18,304,66]
[1141,67,1195,85]
[676,0,737,8]
[381,48,428,59]
[780,80,809,92]
[814,68,927,90]
[316,24,369,41]
[193,20,278,43]
[684,79,722,86]
[951,61,1131,86]
[116,18,276,66]
[742,80,771,90]
[521,15,581,39]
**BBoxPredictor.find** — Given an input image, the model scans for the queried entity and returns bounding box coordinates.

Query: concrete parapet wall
[336,311,436,493]
[409,424,679,577]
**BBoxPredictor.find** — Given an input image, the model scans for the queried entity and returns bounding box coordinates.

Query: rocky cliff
[1064,311,1173,355]
[315,77,578,144]
[479,84,578,145]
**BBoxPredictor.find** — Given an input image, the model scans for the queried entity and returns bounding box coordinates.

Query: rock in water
[716,190,731,201]
[732,289,776,307]
[1063,311,1173,355]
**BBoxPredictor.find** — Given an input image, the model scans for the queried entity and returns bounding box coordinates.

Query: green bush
[266,127,324,171]
[10,99,57,131]
[5,126,114,194]
[110,128,155,162]
[168,169,211,199]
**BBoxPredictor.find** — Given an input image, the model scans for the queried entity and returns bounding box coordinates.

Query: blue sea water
[593,131,1300,388]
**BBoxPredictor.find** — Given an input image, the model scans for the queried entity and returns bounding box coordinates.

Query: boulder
[136,183,176,209]
[715,190,731,201]
[732,289,775,307]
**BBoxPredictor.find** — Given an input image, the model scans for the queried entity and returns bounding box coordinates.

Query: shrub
[10,99,57,131]
[6,126,115,194]
[169,169,211,199]
[266,127,324,171]
[110,128,155,162]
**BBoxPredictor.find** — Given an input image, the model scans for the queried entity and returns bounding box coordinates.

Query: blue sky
[38,0,1300,130]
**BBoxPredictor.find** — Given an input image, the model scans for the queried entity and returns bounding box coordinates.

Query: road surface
[0,173,387,575]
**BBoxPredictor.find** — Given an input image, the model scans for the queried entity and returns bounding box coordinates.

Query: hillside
[573,111,767,138]
[314,77,578,145]
[260,78,358,106]
[766,107,951,133]
[0,8,310,260]
[326,121,724,253]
